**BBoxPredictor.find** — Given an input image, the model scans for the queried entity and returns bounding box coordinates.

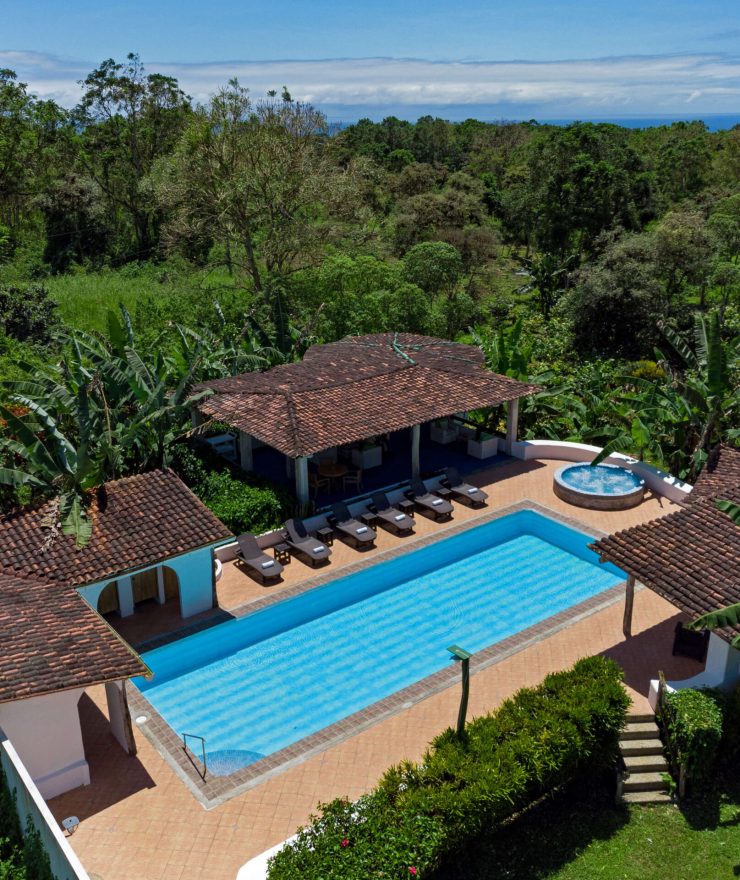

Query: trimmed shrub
[662,688,724,784]
[268,656,629,879]
[171,443,293,536]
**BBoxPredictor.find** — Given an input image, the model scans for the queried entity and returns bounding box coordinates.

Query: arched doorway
[161,565,181,613]
[97,581,120,616]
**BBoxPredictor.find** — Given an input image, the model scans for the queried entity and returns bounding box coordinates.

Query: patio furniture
[369,491,415,535]
[282,518,332,567]
[308,471,330,497]
[360,510,378,527]
[442,467,489,508]
[316,525,334,546]
[273,542,291,565]
[405,477,454,522]
[318,461,348,489]
[330,501,377,549]
[342,467,363,493]
[234,533,284,583]
[672,622,710,662]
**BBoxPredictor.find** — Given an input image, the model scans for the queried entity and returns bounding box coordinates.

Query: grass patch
[44,263,250,334]
[435,768,740,880]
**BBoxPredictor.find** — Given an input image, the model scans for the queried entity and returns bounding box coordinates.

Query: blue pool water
[135,510,624,773]
[558,463,644,496]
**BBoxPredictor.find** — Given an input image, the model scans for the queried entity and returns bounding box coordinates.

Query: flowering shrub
[267,656,628,879]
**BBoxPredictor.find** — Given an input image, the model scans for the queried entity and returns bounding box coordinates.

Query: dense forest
[0,55,738,539]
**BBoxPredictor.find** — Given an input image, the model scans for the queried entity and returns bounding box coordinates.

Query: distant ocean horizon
[319,110,739,132]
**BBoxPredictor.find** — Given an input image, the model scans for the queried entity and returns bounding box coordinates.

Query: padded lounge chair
[406,477,453,521]
[283,518,332,567]
[442,467,489,508]
[672,621,710,662]
[330,501,377,549]
[235,533,284,583]
[369,491,415,535]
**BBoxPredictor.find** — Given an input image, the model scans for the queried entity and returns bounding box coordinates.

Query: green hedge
[0,761,54,880]
[662,688,724,783]
[171,443,293,536]
[268,656,629,879]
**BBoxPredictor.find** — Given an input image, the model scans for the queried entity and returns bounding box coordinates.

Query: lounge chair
[330,501,377,549]
[672,621,709,662]
[405,477,454,521]
[282,518,332,567]
[442,467,489,508]
[369,491,415,535]
[235,533,284,583]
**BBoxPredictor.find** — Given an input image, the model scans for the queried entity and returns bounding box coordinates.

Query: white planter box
[467,435,500,459]
[351,446,382,469]
[430,422,457,445]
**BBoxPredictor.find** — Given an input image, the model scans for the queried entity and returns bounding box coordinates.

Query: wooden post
[456,655,470,737]
[623,574,635,638]
[411,424,421,479]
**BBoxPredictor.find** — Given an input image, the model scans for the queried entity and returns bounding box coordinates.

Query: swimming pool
[134,510,625,775]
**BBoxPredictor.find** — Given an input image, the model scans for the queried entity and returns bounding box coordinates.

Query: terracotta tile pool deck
[49,458,702,880]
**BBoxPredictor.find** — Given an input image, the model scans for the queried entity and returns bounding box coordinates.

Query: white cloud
[3,50,740,116]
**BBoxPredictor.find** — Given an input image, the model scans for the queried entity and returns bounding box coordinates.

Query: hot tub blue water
[557,463,644,496]
[134,510,624,774]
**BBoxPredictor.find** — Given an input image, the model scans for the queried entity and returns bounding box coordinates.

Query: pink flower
[409,869,418,876]
[341,838,349,848]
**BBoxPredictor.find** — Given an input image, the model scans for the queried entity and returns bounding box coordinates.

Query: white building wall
[77,545,216,621]
[0,731,90,879]
[0,689,89,799]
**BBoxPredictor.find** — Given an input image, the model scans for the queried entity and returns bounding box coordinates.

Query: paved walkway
[49,459,700,880]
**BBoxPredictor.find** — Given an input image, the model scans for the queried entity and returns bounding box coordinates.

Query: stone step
[620,738,664,756]
[623,772,669,793]
[621,721,661,740]
[624,753,668,773]
[622,790,673,805]
[628,712,655,724]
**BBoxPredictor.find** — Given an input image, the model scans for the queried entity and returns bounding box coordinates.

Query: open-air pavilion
[592,443,740,690]
[194,333,539,506]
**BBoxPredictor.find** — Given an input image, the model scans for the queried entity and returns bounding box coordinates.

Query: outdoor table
[315,525,334,546]
[317,462,348,489]
[360,511,378,527]
[398,498,415,515]
[274,542,291,564]
[436,486,452,499]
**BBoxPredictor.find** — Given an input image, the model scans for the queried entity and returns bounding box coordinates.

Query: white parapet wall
[510,440,693,504]
[0,730,91,880]
[648,633,740,709]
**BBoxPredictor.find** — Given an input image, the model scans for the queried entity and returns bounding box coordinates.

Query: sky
[2,0,740,122]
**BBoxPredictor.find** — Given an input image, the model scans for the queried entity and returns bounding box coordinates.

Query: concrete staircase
[618,712,672,805]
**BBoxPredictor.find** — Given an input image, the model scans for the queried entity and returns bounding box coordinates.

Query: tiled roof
[0,572,147,703]
[196,333,539,457]
[690,444,740,501]
[591,487,740,642]
[0,470,232,586]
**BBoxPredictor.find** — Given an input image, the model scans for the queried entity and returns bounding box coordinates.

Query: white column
[295,456,309,506]
[116,575,134,618]
[156,567,166,605]
[238,431,253,471]
[411,424,421,479]
[505,398,520,455]
[105,681,137,756]
[623,574,635,638]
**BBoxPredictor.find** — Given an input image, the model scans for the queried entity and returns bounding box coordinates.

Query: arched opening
[97,580,119,616]
[131,569,158,609]
[161,565,181,614]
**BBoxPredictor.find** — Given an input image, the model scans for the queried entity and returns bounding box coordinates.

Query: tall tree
[75,54,191,258]
[155,80,363,348]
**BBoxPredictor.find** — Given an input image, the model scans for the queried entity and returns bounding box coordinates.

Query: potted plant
[430,418,457,445]
[466,408,501,459]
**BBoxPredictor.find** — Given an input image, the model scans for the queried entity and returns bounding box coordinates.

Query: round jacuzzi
[553,462,646,510]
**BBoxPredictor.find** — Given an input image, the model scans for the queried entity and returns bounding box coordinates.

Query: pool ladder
[182,732,207,781]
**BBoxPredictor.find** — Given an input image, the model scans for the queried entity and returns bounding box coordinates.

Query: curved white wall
[510,440,693,503]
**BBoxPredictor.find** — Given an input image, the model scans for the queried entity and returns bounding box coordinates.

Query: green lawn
[436,772,740,880]
[44,264,245,334]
